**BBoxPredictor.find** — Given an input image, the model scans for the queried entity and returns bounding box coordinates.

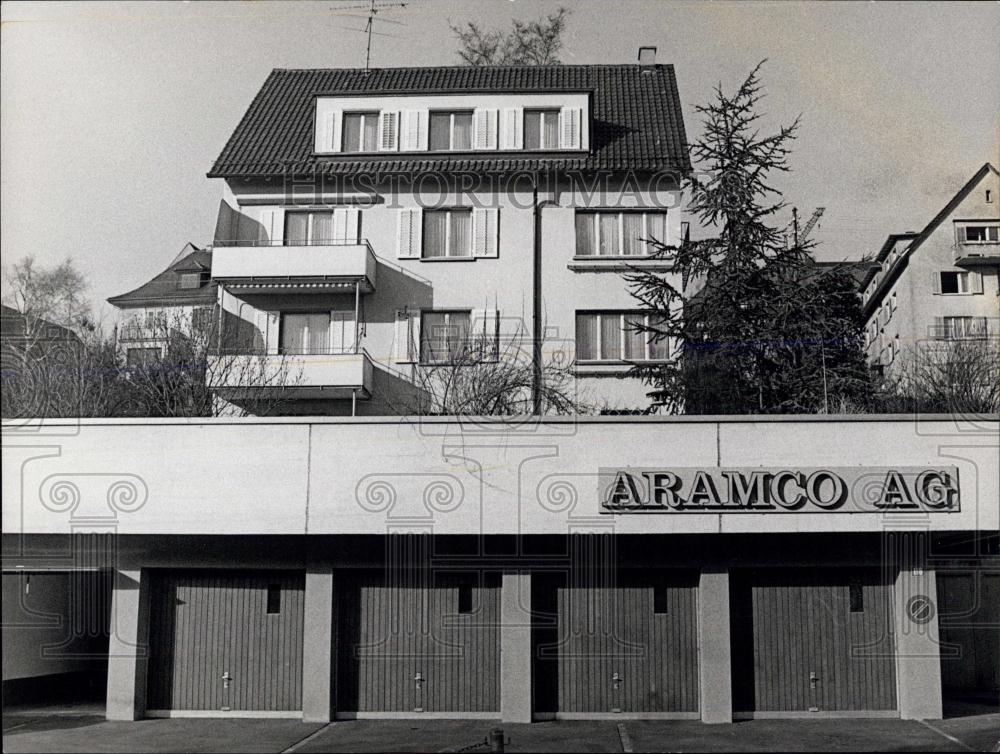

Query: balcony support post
[216,284,226,356]
[354,281,360,354]
[351,388,357,417]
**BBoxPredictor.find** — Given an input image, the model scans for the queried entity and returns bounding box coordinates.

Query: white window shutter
[394,309,420,362]
[501,108,523,150]
[315,110,341,153]
[331,310,356,353]
[971,272,984,294]
[402,109,425,151]
[931,271,942,294]
[332,209,347,243]
[472,208,499,258]
[474,108,498,150]
[933,316,944,339]
[379,111,399,151]
[397,208,422,259]
[257,209,283,244]
[559,107,582,149]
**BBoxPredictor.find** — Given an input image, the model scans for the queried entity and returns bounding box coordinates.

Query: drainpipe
[531,173,559,415]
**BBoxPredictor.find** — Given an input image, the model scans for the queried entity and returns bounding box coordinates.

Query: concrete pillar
[894,566,943,720]
[698,567,733,724]
[500,571,532,723]
[302,566,335,723]
[105,569,150,720]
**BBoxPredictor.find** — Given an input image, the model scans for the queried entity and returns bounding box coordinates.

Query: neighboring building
[205,52,691,415]
[107,244,217,366]
[860,163,1000,374]
[0,305,80,354]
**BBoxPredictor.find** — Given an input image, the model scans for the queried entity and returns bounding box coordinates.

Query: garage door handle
[809,671,818,688]
[222,671,233,689]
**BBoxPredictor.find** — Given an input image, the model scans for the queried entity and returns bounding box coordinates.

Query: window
[524,109,559,150]
[420,310,471,364]
[266,584,281,615]
[126,347,161,367]
[890,292,897,311]
[191,307,214,335]
[178,272,202,290]
[653,587,668,615]
[942,316,987,340]
[422,209,472,258]
[575,312,670,362]
[458,583,473,614]
[940,271,972,294]
[963,225,999,243]
[429,111,473,151]
[284,211,333,246]
[987,190,994,203]
[341,111,380,153]
[849,581,864,613]
[575,212,669,257]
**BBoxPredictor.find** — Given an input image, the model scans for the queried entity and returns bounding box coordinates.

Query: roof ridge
[270,63,674,74]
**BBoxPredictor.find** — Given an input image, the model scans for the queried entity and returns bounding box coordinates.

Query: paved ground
[3,711,999,753]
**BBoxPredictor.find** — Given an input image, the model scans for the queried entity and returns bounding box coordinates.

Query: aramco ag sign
[598,467,959,513]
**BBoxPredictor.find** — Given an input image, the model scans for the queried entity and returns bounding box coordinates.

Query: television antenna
[330,1,408,70]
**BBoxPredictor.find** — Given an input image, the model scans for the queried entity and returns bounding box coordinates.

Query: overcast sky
[2,0,997,319]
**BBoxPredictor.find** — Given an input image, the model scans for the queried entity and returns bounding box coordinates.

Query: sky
[2,0,998,320]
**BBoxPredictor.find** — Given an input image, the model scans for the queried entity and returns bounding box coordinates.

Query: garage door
[534,570,699,716]
[731,568,896,715]
[336,571,500,714]
[146,571,304,713]
[939,571,999,694]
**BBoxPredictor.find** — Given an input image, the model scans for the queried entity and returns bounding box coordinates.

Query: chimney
[638,46,657,66]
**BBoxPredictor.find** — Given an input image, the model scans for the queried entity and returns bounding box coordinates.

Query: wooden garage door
[336,571,500,713]
[147,571,304,712]
[731,569,896,714]
[939,571,1000,693]
[536,570,699,715]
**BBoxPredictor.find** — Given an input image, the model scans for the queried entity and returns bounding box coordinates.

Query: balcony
[954,241,1000,266]
[211,240,377,293]
[207,349,374,401]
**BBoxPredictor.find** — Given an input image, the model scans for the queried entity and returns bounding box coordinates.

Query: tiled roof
[107,246,217,308]
[208,65,690,178]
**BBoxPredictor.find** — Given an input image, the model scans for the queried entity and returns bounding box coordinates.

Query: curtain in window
[284,213,309,245]
[599,213,619,256]
[363,115,379,152]
[449,211,472,257]
[421,312,446,363]
[648,315,670,360]
[576,313,598,360]
[330,311,356,353]
[306,313,330,354]
[575,214,595,256]
[447,312,471,361]
[342,114,362,152]
[647,212,668,246]
[282,314,308,354]
[429,112,451,151]
[524,111,542,150]
[423,210,448,258]
[542,111,559,149]
[312,213,333,244]
[600,314,621,360]
[453,113,473,150]
[622,214,644,256]
[623,313,646,359]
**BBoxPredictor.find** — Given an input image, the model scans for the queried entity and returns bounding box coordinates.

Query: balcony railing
[954,241,1000,265]
[210,239,377,292]
[207,349,374,400]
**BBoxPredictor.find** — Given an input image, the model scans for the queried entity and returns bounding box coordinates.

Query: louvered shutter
[933,316,945,339]
[257,209,282,244]
[501,107,523,150]
[379,111,399,151]
[333,208,360,243]
[472,208,499,258]
[397,208,422,259]
[559,106,582,149]
[402,109,426,151]
[931,271,942,294]
[473,108,498,150]
[315,109,341,153]
[393,309,420,363]
[971,272,984,294]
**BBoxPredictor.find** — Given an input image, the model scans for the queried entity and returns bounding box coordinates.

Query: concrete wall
[3,416,996,537]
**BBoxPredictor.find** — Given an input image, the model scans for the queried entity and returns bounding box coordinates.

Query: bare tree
[408,318,585,416]
[3,256,92,335]
[450,7,570,66]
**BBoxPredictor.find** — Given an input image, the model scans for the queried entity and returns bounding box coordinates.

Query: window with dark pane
[266,584,281,614]
[458,583,473,614]
[653,586,668,614]
[849,580,863,612]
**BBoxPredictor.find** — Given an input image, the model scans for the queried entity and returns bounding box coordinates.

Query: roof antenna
[363,0,407,71]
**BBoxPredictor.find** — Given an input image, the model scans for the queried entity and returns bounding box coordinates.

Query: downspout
[531,172,559,415]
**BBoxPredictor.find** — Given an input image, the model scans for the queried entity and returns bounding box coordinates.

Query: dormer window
[178,272,202,290]
[429,110,473,151]
[524,109,560,150]
[962,225,999,244]
[342,111,379,153]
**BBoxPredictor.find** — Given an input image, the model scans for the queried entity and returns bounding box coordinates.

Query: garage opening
[533,569,699,718]
[336,570,501,716]
[938,570,999,716]
[730,568,897,717]
[145,571,304,715]
[2,570,112,711]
